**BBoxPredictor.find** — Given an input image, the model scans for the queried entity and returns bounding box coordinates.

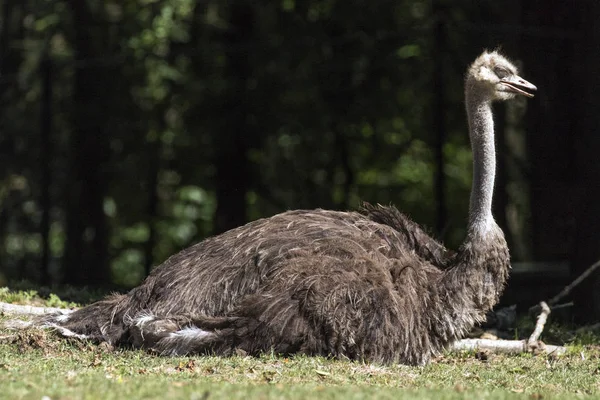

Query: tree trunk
[39,55,52,285]
[0,1,23,279]
[63,0,110,285]
[333,123,353,211]
[432,5,447,237]
[213,2,255,234]
[144,112,165,276]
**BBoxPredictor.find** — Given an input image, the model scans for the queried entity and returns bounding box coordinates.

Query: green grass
[1,289,599,400]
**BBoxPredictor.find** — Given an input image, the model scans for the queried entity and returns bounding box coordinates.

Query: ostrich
[40,50,536,366]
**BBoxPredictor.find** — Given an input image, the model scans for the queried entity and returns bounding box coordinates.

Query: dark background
[1,0,599,321]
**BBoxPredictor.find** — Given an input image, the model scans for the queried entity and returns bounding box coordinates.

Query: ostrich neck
[466,89,496,236]
[421,81,510,355]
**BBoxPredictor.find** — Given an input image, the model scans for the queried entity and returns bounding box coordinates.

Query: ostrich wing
[360,202,453,267]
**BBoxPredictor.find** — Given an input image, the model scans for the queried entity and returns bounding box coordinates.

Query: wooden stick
[528,301,550,343]
[0,302,75,316]
[548,259,600,306]
[549,302,573,311]
[451,338,566,355]
[452,301,566,356]
[529,258,600,314]
[529,260,600,313]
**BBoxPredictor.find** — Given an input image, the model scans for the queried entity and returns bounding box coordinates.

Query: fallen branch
[528,301,550,343]
[452,301,566,356]
[0,302,75,316]
[530,259,600,314]
[549,302,573,311]
[549,259,600,306]
[451,338,566,355]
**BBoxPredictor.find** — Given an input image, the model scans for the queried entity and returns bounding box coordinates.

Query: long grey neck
[465,87,496,236]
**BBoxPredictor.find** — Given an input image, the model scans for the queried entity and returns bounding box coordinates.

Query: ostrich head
[466,50,537,101]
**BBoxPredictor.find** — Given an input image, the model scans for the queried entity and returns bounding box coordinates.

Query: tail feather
[127,313,233,356]
[37,293,132,345]
[14,293,235,356]
[154,326,216,356]
[44,322,92,340]
[124,302,311,357]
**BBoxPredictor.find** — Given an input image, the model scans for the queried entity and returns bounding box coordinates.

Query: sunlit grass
[1,288,599,399]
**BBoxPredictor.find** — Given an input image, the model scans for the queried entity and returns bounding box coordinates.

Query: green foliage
[46,292,77,308]
[0,287,39,305]
[0,0,538,287]
[0,287,78,308]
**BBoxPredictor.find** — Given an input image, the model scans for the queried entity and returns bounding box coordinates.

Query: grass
[1,288,600,400]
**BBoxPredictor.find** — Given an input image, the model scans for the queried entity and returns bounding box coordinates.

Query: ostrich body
[43,51,536,365]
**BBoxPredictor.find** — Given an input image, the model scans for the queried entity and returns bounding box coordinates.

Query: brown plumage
[39,50,536,365]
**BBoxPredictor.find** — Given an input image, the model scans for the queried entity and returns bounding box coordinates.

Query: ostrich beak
[500,76,537,98]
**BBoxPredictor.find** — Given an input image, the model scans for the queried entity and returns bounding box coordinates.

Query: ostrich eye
[494,67,510,79]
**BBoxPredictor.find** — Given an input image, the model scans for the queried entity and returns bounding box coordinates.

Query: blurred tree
[212,1,256,234]
[39,53,52,285]
[6,0,600,322]
[63,0,113,285]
